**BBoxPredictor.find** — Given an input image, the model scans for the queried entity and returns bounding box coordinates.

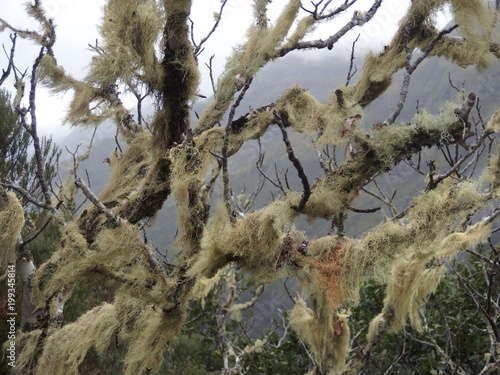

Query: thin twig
[448,72,460,92]
[205,55,217,96]
[222,78,253,218]
[427,125,493,190]
[20,216,53,250]
[2,179,66,225]
[278,0,382,56]
[349,206,381,213]
[0,33,17,86]
[346,33,360,85]
[256,143,284,192]
[192,0,228,57]
[383,342,406,375]
[273,110,311,211]
[388,23,459,124]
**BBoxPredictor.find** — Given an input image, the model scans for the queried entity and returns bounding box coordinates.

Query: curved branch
[277,0,382,56]
[0,33,17,86]
[273,110,311,211]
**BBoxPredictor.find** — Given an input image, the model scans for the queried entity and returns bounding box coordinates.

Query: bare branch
[102,85,143,134]
[0,33,17,86]
[388,22,459,124]
[346,33,360,85]
[426,119,494,190]
[20,216,53,250]
[349,205,381,214]
[205,54,217,96]
[278,0,382,56]
[1,180,52,211]
[20,47,53,207]
[408,330,467,375]
[192,0,228,57]
[273,110,311,211]
[302,0,357,21]
[75,178,121,226]
[222,78,253,218]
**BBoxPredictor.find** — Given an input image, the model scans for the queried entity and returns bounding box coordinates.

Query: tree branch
[273,110,311,211]
[0,33,17,86]
[222,78,253,218]
[75,178,120,226]
[387,22,459,124]
[191,0,228,57]
[278,0,382,56]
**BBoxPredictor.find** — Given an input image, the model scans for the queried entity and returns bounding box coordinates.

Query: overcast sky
[0,0,447,142]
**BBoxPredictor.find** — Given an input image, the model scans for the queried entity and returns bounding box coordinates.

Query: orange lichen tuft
[304,242,347,309]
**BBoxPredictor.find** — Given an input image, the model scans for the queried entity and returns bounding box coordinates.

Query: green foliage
[25,214,60,265]
[244,312,311,375]
[351,246,498,374]
[0,88,60,203]
[163,269,311,374]
[0,88,30,183]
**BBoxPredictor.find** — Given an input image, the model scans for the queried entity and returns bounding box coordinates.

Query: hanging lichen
[0,191,24,277]
[88,0,163,89]
[196,0,304,132]
[30,222,89,310]
[371,179,488,333]
[122,305,183,375]
[294,236,356,312]
[189,200,298,281]
[190,270,222,309]
[99,131,152,204]
[14,329,43,371]
[35,304,119,375]
[290,296,350,374]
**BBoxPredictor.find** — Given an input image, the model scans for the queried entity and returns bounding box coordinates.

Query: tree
[0,85,60,374]
[0,88,59,205]
[0,0,499,374]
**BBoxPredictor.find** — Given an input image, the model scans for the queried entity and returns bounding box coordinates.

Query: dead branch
[20,216,53,250]
[349,206,381,214]
[1,180,52,212]
[0,33,17,86]
[75,178,120,226]
[273,110,311,211]
[191,0,228,58]
[278,0,382,56]
[388,22,459,124]
[205,54,217,96]
[451,256,500,342]
[19,48,53,208]
[302,0,356,20]
[426,119,494,190]
[222,78,253,218]
[256,142,285,193]
[102,85,143,133]
[346,33,360,85]
[408,331,467,375]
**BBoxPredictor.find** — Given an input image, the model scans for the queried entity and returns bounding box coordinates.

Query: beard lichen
[13,329,43,371]
[0,191,24,277]
[99,131,152,204]
[189,200,298,281]
[290,296,350,374]
[89,0,164,90]
[371,179,489,333]
[196,0,306,133]
[34,303,119,375]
